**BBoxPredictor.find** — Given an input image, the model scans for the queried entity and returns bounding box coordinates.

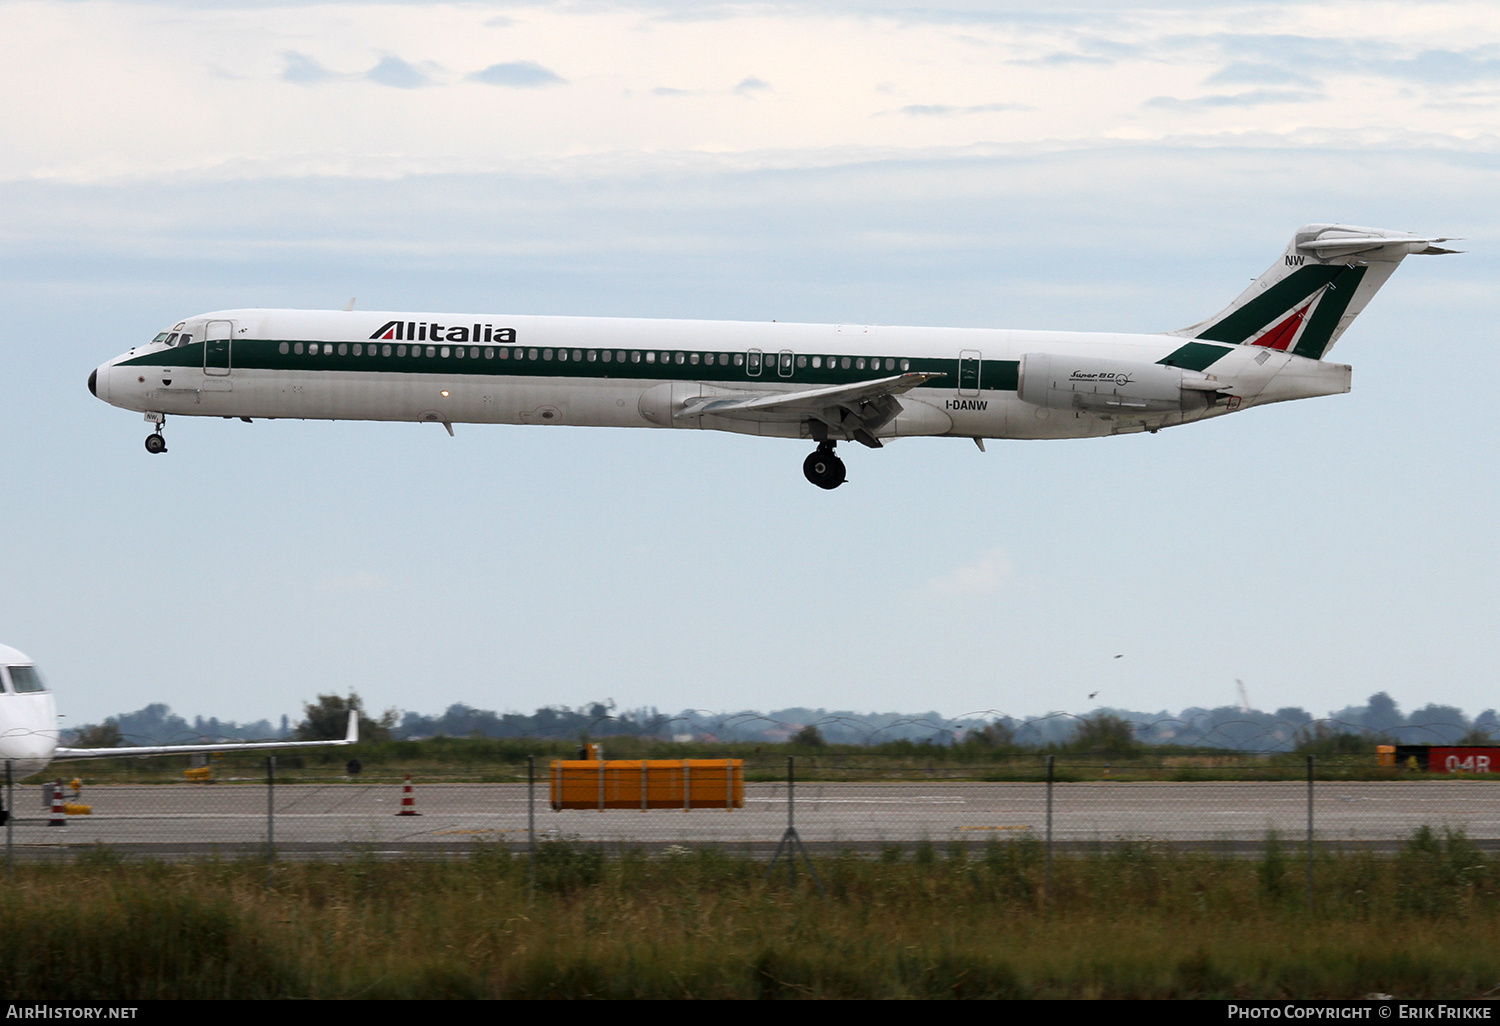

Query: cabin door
[204,320,235,376]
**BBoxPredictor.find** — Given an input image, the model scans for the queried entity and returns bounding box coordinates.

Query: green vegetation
[49,733,1442,786]
[4,830,1500,998]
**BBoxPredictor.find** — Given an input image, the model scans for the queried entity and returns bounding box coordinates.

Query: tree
[1293,721,1381,755]
[1067,713,1141,754]
[963,719,1015,749]
[295,693,393,742]
[69,722,122,749]
[792,724,826,748]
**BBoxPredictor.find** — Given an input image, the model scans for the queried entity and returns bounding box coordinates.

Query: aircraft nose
[87,368,97,397]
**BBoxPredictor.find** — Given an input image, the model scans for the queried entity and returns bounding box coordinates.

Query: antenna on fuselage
[343,297,356,311]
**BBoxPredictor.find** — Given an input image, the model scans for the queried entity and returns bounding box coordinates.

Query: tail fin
[1170,224,1458,359]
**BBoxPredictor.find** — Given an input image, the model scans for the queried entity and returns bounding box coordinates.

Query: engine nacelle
[1017,353,1223,414]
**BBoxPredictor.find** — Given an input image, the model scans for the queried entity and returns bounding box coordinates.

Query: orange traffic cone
[396,773,421,816]
[47,779,67,827]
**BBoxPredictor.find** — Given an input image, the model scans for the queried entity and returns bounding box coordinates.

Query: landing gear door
[204,320,234,376]
[958,350,981,396]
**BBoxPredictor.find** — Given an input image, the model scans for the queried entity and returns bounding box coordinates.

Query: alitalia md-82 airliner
[88,224,1453,489]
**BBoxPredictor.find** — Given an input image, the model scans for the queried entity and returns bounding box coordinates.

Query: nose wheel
[803,444,846,490]
[144,428,167,454]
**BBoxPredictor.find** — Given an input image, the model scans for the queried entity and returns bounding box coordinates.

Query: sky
[2,0,1498,729]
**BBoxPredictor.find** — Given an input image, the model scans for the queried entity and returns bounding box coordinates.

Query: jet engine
[1017,353,1226,414]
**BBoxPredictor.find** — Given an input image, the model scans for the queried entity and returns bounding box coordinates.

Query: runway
[9,779,1499,857]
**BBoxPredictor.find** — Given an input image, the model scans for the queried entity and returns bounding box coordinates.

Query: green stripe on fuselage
[123,341,1025,392]
[1157,342,1232,372]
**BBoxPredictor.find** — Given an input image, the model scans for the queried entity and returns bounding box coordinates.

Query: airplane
[87,224,1455,489]
[0,642,358,783]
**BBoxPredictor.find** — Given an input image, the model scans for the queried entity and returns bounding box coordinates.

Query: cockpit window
[7,666,47,693]
[176,333,193,346]
[152,333,170,344]
[166,333,180,345]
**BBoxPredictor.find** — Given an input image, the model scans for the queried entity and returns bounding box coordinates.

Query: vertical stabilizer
[1170,224,1457,359]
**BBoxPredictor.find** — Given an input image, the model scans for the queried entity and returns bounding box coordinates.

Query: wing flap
[676,371,946,421]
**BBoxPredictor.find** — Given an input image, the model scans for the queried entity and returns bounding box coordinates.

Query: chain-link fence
[7,754,1500,886]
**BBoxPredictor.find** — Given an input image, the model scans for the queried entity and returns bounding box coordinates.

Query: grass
[3,830,1500,998]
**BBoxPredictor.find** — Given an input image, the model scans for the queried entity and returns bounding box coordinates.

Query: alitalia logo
[370,320,517,344]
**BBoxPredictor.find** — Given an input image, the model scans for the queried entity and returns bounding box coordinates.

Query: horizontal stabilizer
[1171,223,1458,359]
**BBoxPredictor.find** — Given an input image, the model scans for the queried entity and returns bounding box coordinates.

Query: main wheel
[144,434,167,454]
[803,450,846,490]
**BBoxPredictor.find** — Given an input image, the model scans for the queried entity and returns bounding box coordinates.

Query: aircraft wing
[53,710,360,760]
[677,371,946,422]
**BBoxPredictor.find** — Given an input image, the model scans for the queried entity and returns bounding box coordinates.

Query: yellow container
[550,759,744,811]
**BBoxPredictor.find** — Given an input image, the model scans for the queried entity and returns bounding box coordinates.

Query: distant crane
[1236,679,1252,713]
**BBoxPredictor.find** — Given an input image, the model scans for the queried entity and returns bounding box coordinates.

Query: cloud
[652,86,697,96]
[734,77,771,96]
[1144,89,1322,111]
[898,102,1031,117]
[924,550,1012,599]
[367,55,429,90]
[1378,49,1500,86]
[1205,62,1319,88]
[470,61,567,88]
[281,52,336,85]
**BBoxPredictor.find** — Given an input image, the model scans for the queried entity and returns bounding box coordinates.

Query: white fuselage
[90,310,1352,444]
[0,645,59,778]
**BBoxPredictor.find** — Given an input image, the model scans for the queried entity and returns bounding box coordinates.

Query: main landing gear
[803,442,846,490]
[144,413,167,454]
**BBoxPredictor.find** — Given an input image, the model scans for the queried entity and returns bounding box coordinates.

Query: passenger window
[440,346,451,358]
[646,352,656,363]
[796,355,807,368]
[841,357,851,370]
[295,342,305,355]
[588,350,598,362]
[338,343,348,356]
[486,348,496,359]
[383,345,392,357]
[573,350,583,361]
[397,345,407,356]
[279,342,289,355]
[616,351,626,363]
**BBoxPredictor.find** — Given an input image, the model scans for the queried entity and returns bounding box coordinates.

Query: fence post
[1044,754,1054,913]
[1306,754,1315,912]
[5,760,11,881]
[265,755,276,890]
[786,756,795,887]
[527,755,536,901]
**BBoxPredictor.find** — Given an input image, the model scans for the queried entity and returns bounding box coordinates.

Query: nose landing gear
[802,442,846,490]
[144,413,167,454]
